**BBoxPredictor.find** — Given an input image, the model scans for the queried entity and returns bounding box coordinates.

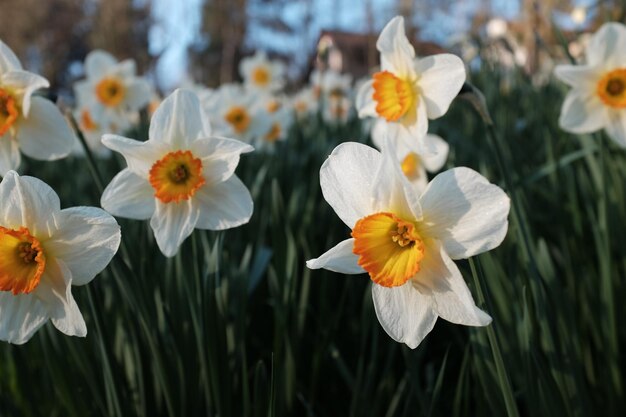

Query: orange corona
[0,88,19,136]
[149,150,206,203]
[372,71,415,122]
[597,68,626,108]
[252,67,270,86]
[224,106,251,134]
[401,153,421,180]
[95,77,126,107]
[265,123,281,143]
[352,212,425,287]
[0,226,46,295]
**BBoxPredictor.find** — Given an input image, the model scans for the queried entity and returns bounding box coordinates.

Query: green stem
[469,257,520,417]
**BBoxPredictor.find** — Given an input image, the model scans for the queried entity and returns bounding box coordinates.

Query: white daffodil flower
[254,96,293,152]
[204,83,271,143]
[101,88,254,257]
[371,119,449,193]
[72,105,112,158]
[74,50,152,134]
[0,171,121,344]
[355,16,466,151]
[0,39,75,175]
[554,22,626,148]
[306,142,510,348]
[240,51,285,93]
[290,87,319,119]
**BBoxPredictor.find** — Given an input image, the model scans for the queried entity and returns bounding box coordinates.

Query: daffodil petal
[0,292,48,344]
[415,54,466,119]
[419,167,510,259]
[319,142,379,228]
[420,134,449,173]
[1,70,49,116]
[372,282,438,348]
[0,171,60,238]
[191,136,254,185]
[372,137,422,220]
[605,109,626,148]
[0,134,21,176]
[416,240,491,326]
[102,134,166,177]
[125,79,152,110]
[150,200,199,257]
[355,79,377,118]
[35,259,87,337]
[194,175,253,230]
[553,64,600,91]
[586,22,626,67]
[85,50,117,80]
[0,39,22,73]
[306,238,364,274]
[45,207,121,286]
[377,16,415,77]
[149,88,210,147]
[101,169,156,220]
[558,91,606,134]
[17,97,75,161]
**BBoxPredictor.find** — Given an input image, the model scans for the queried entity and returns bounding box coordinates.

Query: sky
[149,0,524,90]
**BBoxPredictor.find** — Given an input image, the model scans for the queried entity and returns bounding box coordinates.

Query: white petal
[190,136,254,185]
[402,99,429,143]
[558,91,607,134]
[194,175,253,230]
[355,79,377,118]
[419,167,510,259]
[125,79,152,110]
[85,50,117,80]
[0,292,48,344]
[149,88,210,147]
[1,70,49,116]
[553,64,600,91]
[604,110,626,148]
[377,16,416,77]
[415,240,491,326]
[319,142,379,228]
[101,169,155,220]
[416,54,466,119]
[0,135,21,176]
[586,23,626,67]
[306,238,364,274]
[0,39,22,73]
[372,138,422,220]
[17,96,75,161]
[35,259,86,337]
[420,134,449,172]
[150,200,199,257]
[372,282,438,348]
[46,207,121,286]
[102,134,165,177]
[0,171,60,238]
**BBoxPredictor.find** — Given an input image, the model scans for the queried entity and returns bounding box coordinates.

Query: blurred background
[0,0,620,92]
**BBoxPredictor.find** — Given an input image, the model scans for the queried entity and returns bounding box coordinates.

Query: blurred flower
[72,105,111,158]
[255,97,293,152]
[355,16,465,150]
[0,171,120,344]
[101,89,254,257]
[205,83,271,143]
[290,87,318,119]
[322,92,352,125]
[370,119,448,193]
[240,51,285,93]
[555,22,626,148]
[74,50,152,135]
[0,39,75,175]
[307,142,510,348]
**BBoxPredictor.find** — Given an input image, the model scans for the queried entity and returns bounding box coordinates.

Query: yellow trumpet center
[0,226,46,295]
[597,68,626,108]
[252,66,270,86]
[401,153,421,180]
[224,106,251,134]
[352,212,425,287]
[265,123,281,142]
[95,77,126,107]
[149,150,206,203]
[372,71,415,122]
[0,88,19,137]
